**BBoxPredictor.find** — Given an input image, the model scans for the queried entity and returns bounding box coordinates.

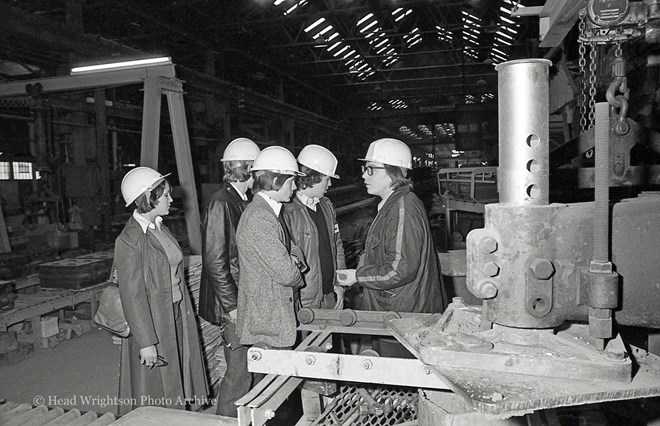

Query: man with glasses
[336,138,446,357]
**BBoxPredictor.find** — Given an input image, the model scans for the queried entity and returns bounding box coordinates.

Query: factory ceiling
[0,0,550,147]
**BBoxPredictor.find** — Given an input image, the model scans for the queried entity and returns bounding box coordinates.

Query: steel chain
[588,43,598,129]
[578,13,587,133]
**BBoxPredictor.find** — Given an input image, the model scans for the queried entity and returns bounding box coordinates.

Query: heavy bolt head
[363,360,373,370]
[479,237,498,254]
[477,281,498,299]
[483,262,500,277]
[529,258,555,280]
[305,355,316,365]
[250,351,262,361]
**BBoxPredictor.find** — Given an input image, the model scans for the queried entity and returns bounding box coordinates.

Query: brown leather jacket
[198,183,247,326]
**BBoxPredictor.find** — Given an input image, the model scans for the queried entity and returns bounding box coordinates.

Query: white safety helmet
[297,144,339,179]
[120,166,171,207]
[251,146,305,176]
[221,138,261,162]
[359,138,412,169]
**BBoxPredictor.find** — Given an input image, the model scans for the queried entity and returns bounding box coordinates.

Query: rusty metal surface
[388,315,660,417]
[418,324,631,383]
[466,202,594,328]
[612,193,660,327]
[388,310,632,384]
[465,192,660,330]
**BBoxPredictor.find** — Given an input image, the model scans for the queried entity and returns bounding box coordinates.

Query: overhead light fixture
[70,57,172,74]
[313,35,328,48]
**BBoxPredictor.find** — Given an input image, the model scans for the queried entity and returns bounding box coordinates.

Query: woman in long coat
[115,167,208,415]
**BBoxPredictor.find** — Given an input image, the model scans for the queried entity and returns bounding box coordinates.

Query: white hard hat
[120,166,171,207]
[221,138,261,162]
[252,146,305,176]
[359,138,412,169]
[297,144,339,178]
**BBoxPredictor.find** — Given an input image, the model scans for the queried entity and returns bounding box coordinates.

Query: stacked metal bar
[185,255,227,392]
[0,401,116,425]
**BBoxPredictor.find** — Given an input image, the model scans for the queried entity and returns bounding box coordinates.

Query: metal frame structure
[236,311,451,426]
[0,62,202,254]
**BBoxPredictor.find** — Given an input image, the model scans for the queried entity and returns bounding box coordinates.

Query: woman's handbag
[94,284,131,338]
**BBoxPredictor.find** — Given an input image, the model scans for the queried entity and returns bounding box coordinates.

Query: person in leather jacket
[198,138,260,417]
[281,145,346,311]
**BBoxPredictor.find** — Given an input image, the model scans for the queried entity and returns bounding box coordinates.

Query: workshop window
[0,161,37,180]
[0,162,10,180]
[13,162,34,180]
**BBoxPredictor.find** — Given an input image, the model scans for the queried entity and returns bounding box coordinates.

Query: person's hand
[139,345,158,368]
[291,254,309,273]
[336,269,357,287]
[333,286,345,309]
[228,309,237,323]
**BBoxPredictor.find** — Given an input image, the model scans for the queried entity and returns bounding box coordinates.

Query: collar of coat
[133,210,163,233]
[220,181,249,205]
[286,194,328,212]
[228,181,248,201]
[378,185,412,214]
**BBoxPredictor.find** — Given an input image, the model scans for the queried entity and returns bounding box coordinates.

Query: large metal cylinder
[495,59,551,206]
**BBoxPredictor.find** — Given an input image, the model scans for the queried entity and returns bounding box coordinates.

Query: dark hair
[297,165,324,190]
[223,160,252,183]
[252,170,292,193]
[384,165,412,190]
[134,180,168,213]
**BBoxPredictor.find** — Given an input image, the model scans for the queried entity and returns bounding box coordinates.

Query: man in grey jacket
[236,146,306,349]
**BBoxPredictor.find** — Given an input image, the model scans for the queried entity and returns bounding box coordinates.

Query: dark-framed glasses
[361,165,386,176]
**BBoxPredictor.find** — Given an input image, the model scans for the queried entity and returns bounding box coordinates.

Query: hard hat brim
[251,168,306,176]
[358,157,411,170]
[123,172,171,206]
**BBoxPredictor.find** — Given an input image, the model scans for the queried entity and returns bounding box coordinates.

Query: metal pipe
[495,59,551,206]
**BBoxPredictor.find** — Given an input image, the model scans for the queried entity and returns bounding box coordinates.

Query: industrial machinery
[0,58,203,254]
[237,56,660,425]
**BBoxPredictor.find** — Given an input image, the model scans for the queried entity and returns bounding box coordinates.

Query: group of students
[112,137,445,417]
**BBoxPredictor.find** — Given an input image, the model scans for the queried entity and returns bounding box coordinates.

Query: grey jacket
[282,196,346,308]
[235,194,304,347]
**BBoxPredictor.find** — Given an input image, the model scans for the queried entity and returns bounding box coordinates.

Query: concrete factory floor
[0,326,123,416]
